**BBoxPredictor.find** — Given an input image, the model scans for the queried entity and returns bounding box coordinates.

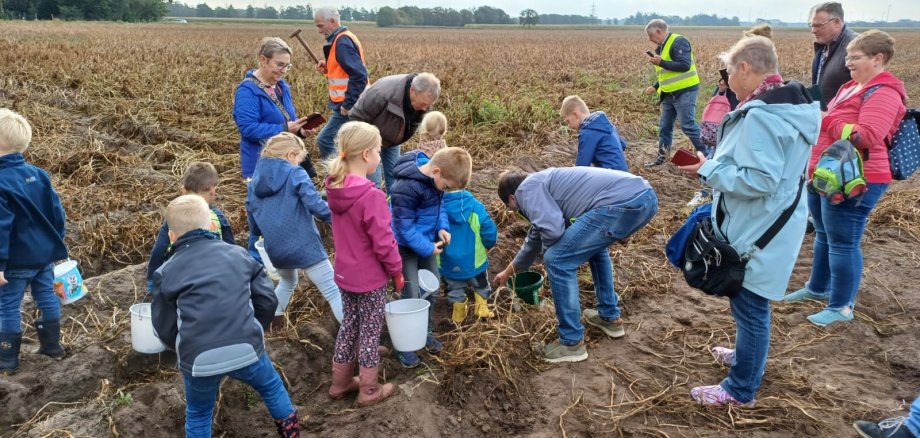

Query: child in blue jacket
[146,162,234,294]
[560,95,628,171]
[0,109,68,374]
[389,147,472,368]
[439,189,497,322]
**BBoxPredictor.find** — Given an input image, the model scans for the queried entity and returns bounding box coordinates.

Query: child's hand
[438,230,451,246]
[432,241,445,256]
[0,271,6,287]
[492,265,514,288]
[392,272,405,291]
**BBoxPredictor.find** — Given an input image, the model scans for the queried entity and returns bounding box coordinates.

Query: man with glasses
[810,2,857,111]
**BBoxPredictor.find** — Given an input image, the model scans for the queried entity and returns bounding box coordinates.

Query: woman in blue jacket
[677,36,818,407]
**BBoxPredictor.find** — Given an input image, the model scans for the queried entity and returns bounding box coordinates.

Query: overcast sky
[212,1,919,22]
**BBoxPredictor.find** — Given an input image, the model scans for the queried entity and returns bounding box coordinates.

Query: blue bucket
[53,260,88,304]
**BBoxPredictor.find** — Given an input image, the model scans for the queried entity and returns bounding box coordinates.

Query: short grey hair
[314,7,340,22]
[412,73,441,98]
[811,2,844,21]
[258,37,292,59]
[645,19,668,33]
[719,36,779,75]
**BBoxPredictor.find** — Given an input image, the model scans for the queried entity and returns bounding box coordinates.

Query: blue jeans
[369,145,401,191]
[908,395,920,437]
[0,265,61,333]
[316,110,350,160]
[720,287,770,403]
[275,261,344,322]
[183,353,294,438]
[543,190,658,345]
[659,88,708,155]
[806,184,888,310]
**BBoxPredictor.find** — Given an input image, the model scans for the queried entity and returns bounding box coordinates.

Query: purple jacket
[325,175,402,292]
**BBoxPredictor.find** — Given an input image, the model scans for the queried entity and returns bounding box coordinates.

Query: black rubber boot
[645,144,670,167]
[0,332,22,374]
[35,320,65,358]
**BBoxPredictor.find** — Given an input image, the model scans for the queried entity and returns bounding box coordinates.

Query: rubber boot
[473,293,494,318]
[357,365,395,407]
[645,144,670,167]
[273,410,300,437]
[35,320,65,358]
[451,299,468,323]
[0,332,22,374]
[328,361,360,399]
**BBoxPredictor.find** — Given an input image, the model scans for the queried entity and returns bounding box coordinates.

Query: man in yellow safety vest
[643,19,709,167]
[314,6,369,160]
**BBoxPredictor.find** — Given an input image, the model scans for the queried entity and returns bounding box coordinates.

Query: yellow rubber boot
[451,299,468,323]
[473,293,494,318]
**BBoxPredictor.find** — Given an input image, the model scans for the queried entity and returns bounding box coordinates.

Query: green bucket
[507,271,544,305]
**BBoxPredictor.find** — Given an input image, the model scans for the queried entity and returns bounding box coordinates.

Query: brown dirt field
[1,21,919,437]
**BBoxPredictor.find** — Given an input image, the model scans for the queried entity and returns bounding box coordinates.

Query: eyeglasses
[271,61,293,71]
[844,55,867,63]
[810,17,838,29]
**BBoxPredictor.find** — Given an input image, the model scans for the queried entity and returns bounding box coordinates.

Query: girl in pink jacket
[324,121,403,406]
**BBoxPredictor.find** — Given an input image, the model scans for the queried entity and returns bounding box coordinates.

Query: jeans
[806,184,888,310]
[274,260,344,322]
[183,353,294,438]
[399,246,439,334]
[908,395,920,437]
[369,144,401,191]
[543,189,658,345]
[720,287,771,403]
[658,88,708,156]
[445,272,491,304]
[316,110,350,160]
[0,265,61,333]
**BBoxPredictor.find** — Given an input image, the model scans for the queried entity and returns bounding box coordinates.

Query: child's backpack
[811,139,867,205]
[700,94,731,147]
[863,85,920,180]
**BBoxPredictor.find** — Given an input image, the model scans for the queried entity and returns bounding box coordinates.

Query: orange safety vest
[326,30,367,104]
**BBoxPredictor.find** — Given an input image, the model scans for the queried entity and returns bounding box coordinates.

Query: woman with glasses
[785,30,907,327]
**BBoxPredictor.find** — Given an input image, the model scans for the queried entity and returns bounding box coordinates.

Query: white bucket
[384,299,431,352]
[254,239,279,277]
[130,303,166,354]
[417,269,439,293]
[53,260,88,305]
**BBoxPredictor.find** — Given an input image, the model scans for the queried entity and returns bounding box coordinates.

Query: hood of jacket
[325,174,376,215]
[443,190,475,223]
[734,81,821,146]
[581,111,614,136]
[393,150,434,185]
[251,157,295,198]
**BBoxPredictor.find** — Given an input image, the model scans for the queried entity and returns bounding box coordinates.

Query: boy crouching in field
[151,195,299,437]
[561,95,628,171]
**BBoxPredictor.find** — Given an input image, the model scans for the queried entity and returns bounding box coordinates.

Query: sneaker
[583,309,625,338]
[542,340,588,363]
[854,416,916,438]
[710,346,735,366]
[686,191,709,208]
[425,333,443,353]
[690,384,755,408]
[645,155,666,168]
[782,287,828,302]
[807,308,854,327]
[396,351,421,369]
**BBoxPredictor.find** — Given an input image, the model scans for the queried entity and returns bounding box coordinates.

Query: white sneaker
[686,191,708,207]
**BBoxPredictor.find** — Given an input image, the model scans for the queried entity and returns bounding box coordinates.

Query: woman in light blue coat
[677,36,819,407]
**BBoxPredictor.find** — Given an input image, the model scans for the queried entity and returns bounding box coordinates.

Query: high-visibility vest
[655,33,700,94]
[326,30,367,103]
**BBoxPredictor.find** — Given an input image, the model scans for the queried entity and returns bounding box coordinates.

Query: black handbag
[682,177,804,298]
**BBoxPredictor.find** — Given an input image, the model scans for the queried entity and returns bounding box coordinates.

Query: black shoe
[645,155,666,167]
[0,332,22,373]
[854,417,916,438]
[35,320,65,358]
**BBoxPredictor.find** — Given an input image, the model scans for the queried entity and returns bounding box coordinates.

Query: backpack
[862,85,920,180]
[811,138,867,205]
[700,94,731,147]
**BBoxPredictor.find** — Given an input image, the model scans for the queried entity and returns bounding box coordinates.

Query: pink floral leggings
[333,286,387,368]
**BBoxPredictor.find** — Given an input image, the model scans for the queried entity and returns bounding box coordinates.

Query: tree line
[165,3,376,21]
[2,0,167,21]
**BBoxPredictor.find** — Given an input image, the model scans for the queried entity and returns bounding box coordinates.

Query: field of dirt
[1,21,919,437]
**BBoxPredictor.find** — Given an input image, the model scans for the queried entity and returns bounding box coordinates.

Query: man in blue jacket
[561,95,628,171]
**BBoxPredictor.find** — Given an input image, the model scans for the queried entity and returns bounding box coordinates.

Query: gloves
[393,272,405,291]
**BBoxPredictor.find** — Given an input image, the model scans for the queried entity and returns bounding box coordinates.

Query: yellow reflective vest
[655,33,700,94]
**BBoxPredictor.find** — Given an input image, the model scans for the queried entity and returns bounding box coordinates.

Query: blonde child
[0,108,68,373]
[416,111,448,158]
[247,132,343,327]
[324,122,402,406]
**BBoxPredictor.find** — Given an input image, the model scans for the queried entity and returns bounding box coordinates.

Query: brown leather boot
[328,361,359,399]
[357,365,395,406]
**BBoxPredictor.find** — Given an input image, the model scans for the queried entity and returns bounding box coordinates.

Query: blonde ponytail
[261,132,305,161]
[326,121,382,187]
